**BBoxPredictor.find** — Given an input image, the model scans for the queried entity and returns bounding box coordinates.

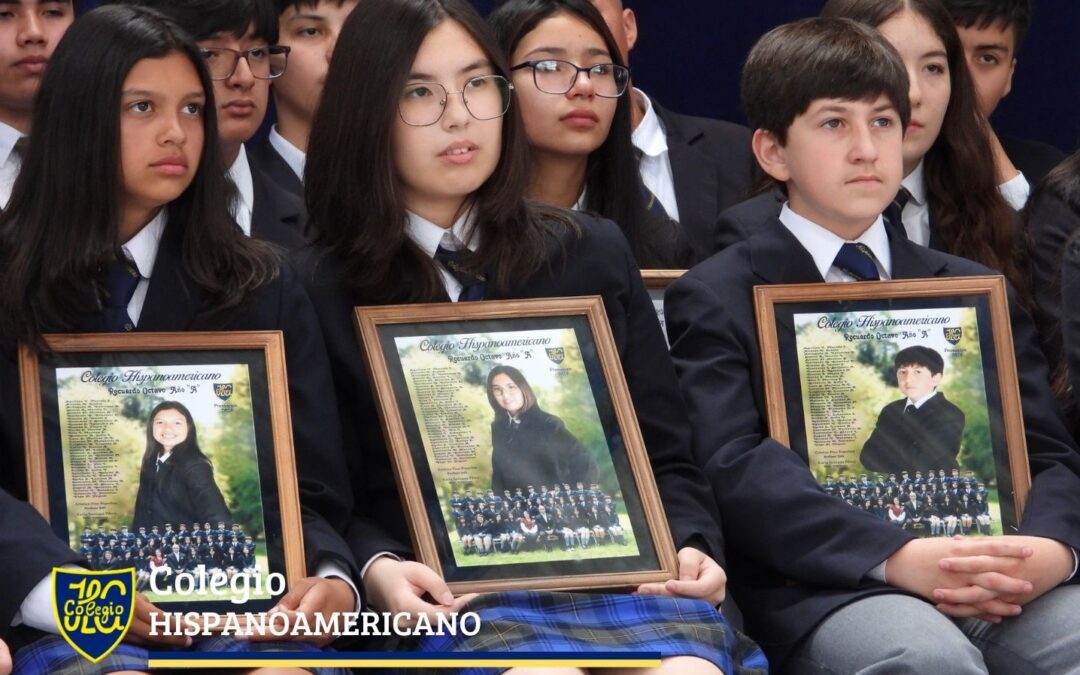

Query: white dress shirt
[907,390,938,410]
[778,203,892,282]
[630,89,679,222]
[405,209,479,302]
[226,145,255,236]
[0,120,25,209]
[121,208,168,326]
[269,124,306,182]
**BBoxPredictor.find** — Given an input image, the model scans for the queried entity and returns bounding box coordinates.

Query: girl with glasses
[490,0,691,269]
[0,6,354,673]
[303,0,763,672]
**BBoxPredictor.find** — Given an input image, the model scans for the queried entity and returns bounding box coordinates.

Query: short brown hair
[741,17,910,145]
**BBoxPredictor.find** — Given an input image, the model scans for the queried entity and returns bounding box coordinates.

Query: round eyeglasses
[398,75,514,127]
[511,59,629,98]
[199,45,291,81]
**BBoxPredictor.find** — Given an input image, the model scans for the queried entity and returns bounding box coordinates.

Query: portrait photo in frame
[354,296,678,594]
[642,270,685,347]
[20,331,305,614]
[754,277,1030,538]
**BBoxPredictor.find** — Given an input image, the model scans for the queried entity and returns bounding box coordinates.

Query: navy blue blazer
[249,154,307,248]
[1063,237,1080,414]
[665,217,1080,667]
[246,135,304,204]
[651,100,756,263]
[1000,134,1066,186]
[0,220,358,583]
[301,213,725,569]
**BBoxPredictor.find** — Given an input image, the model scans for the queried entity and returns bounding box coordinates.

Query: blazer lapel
[888,228,949,279]
[749,218,825,285]
[136,221,202,331]
[654,103,718,255]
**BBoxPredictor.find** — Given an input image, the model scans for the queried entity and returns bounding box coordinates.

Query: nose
[566,68,595,98]
[906,66,921,109]
[440,89,470,129]
[158,110,188,146]
[228,53,256,89]
[325,32,338,64]
[18,11,45,46]
[849,123,879,163]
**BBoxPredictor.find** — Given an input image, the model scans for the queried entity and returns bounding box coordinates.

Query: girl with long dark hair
[488,0,690,269]
[303,0,763,671]
[1,6,354,673]
[132,401,231,532]
[821,0,1027,299]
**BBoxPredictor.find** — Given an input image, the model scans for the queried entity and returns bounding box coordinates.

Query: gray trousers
[782,585,1080,674]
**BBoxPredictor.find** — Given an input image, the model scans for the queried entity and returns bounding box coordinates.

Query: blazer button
[124,323,134,331]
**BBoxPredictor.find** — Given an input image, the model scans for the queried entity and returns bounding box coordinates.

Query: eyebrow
[122,89,206,100]
[408,59,491,81]
[973,42,1009,52]
[921,50,948,60]
[286,13,327,23]
[522,46,611,60]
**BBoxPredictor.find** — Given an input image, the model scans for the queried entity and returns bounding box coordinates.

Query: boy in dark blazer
[667,17,1080,673]
[860,346,966,475]
[943,0,1064,187]
[588,0,757,262]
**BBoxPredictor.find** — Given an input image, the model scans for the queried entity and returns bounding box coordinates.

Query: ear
[930,372,943,387]
[623,9,638,52]
[1002,58,1016,100]
[751,128,790,182]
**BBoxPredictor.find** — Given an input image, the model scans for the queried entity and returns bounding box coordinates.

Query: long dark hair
[141,401,213,474]
[486,364,538,417]
[821,0,1024,298]
[305,0,568,303]
[489,0,677,269]
[0,5,278,348]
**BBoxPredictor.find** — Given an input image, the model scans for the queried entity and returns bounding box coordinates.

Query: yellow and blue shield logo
[52,567,135,663]
[545,347,565,365]
[213,382,234,401]
[943,327,963,345]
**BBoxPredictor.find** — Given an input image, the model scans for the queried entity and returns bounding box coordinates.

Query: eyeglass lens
[399,75,512,126]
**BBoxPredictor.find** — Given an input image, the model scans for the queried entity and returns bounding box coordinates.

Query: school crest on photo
[943,327,963,345]
[545,347,565,364]
[52,567,135,663]
[214,382,234,401]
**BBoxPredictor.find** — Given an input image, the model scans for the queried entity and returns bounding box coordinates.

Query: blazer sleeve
[183,460,231,527]
[0,488,83,635]
[665,271,913,586]
[275,264,360,582]
[1064,241,1080,411]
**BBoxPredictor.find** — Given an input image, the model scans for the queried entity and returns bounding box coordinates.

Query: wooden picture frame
[754,277,1030,534]
[355,296,678,594]
[641,270,686,347]
[21,331,305,614]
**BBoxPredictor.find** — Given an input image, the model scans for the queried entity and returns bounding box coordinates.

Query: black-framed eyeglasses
[199,45,291,81]
[511,59,629,98]
[398,75,514,127]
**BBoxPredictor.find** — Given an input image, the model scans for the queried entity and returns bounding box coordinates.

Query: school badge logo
[545,347,565,365]
[53,568,135,663]
[943,327,963,345]
[214,382,234,401]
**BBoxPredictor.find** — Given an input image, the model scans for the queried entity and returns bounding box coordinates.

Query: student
[489,0,692,269]
[943,0,1064,186]
[246,0,358,197]
[0,0,74,207]
[0,7,356,672]
[115,0,306,247]
[666,17,1080,672]
[302,0,765,671]
[1064,235,1080,414]
[859,346,966,475]
[716,0,1025,299]
[586,0,756,262]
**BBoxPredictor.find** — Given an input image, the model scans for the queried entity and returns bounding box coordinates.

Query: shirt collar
[909,390,939,408]
[902,159,927,206]
[121,208,167,280]
[405,208,479,258]
[227,145,255,236]
[268,124,306,181]
[778,202,892,280]
[0,120,22,164]
[630,88,668,158]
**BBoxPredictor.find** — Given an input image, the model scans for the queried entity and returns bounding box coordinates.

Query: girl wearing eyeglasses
[490,0,691,269]
[303,0,764,672]
[0,7,354,673]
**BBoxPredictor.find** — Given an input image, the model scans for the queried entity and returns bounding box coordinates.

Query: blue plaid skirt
[12,633,352,675]
[414,591,768,675]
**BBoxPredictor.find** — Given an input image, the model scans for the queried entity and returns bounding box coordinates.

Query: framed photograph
[642,270,685,347]
[21,332,304,614]
[355,296,678,594]
[754,277,1030,537]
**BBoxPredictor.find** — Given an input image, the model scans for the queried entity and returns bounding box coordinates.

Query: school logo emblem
[545,347,565,365]
[943,327,963,345]
[53,568,135,663]
[213,382,234,401]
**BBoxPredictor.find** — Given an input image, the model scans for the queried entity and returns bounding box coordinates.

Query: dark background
[77,0,1080,154]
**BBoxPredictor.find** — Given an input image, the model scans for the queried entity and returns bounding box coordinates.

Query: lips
[222,99,257,115]
[14,55,47,74]
[149,155,189,176]
[560,109,600,128]
[439,140,478,165]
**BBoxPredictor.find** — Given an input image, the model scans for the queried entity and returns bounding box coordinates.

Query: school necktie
[633,147,672,221]
[435,233,486,301]
[905,404,917,415]
[833,243,881,281]
[156,457,165,473]
[883,187,912,239]
[102,258,140,332]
